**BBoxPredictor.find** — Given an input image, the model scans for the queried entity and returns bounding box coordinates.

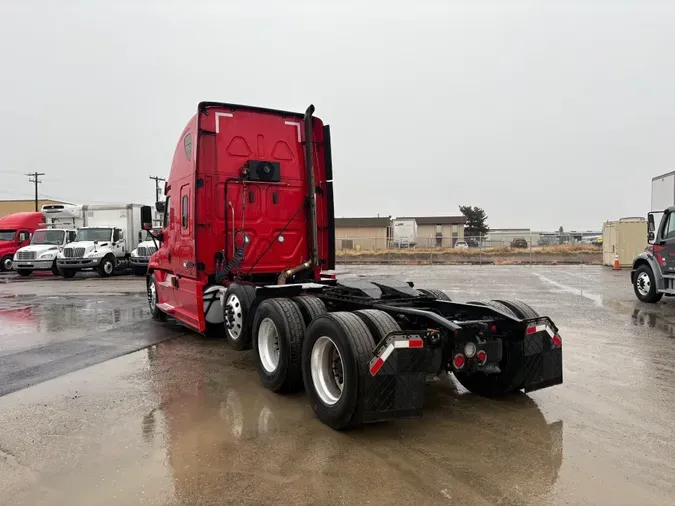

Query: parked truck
[56,204,145,278]
[651,171,675,211]
[143,101,563,430]
[129,229,160,276]
[392,218,417,248]
[11,204,81,276]
[0,212,45,272]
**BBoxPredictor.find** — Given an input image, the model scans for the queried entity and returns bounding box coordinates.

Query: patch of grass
[339,244,602,256]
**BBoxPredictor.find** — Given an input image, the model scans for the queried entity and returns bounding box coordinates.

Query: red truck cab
[147,102,334,332]
[0,212,45,271]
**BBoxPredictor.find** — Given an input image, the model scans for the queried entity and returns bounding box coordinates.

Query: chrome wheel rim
[148,280,157,311]
[636,272,651,296]
[258,318,280,373]
[310,336,344,406]
[226,294,243,340]
[2,257,11,270]
[104,261,113,274]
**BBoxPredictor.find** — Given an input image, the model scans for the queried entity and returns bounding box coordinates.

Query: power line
[149,175,166,203]
[26,172,45,212]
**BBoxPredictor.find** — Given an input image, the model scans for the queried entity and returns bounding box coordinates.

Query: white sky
[1,0,674,230]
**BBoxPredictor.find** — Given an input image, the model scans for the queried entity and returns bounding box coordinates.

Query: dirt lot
[0,266,674,505]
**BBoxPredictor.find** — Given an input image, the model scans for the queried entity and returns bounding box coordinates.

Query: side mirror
[149,229,164,242]
[648,231,655,243]
[155,201,166,214]
[138,231,143,241]
[141,205,153,230]
[648,212,655,232]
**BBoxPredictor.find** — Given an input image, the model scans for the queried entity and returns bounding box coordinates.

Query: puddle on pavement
[632,307,675,338]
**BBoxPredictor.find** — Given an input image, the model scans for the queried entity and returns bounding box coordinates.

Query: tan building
[0,199,71,219]
[397,216,466,248]
[335,217,392,251]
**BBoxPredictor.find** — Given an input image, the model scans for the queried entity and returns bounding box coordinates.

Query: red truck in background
[143,102,563,430]
[0,212,45,272]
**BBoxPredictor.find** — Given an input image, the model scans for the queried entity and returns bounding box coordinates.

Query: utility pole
[26,172,45,211]
[149,175,166,203]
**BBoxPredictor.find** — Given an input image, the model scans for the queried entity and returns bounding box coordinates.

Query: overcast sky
[1,0,673,230]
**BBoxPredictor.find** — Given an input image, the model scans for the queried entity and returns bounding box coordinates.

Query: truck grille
[137,247,157,257]
[16,251,36,260]
[64,247,85,258]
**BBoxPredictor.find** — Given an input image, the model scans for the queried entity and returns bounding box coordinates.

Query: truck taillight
[476,350,487,365]
[453,353,465,370]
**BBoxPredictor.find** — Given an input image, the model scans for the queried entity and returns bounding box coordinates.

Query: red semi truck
[0,212,45,272]
[144,102,563,429]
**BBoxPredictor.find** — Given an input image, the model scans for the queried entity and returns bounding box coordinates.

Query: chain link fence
[334,233,603,265]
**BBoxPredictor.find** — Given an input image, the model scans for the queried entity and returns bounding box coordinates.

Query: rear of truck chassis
[146,102,563,430]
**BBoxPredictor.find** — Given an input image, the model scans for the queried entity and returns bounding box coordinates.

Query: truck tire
[98,255,115,278]
[17,269,33,277]
[633,265,663,303]
[301,312,376,430]
[417,288,451,301]
[454,300,526,397]
[353,309,401,343]
[0,255,12,272]
[252,298,305,393]
[147,274,167,321]
[51,261,60,276]
[223,284,257,350]
[492,299,541,319]
[60,268,76,279]
[292,295,326,326]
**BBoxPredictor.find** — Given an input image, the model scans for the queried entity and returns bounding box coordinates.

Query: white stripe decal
[380,344,394,363]
[285,121,302,142]
[215,112,233,133]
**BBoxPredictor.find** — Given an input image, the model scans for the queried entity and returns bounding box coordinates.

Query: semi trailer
[144,102,563,430]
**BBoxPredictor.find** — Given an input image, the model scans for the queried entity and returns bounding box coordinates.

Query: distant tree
[459,206,489,241]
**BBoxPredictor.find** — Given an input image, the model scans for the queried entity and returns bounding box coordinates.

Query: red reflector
[526,326,537,335]
[370,357,384,376]
[476,350,487,364]
[409,339,423,348]
[552,335,562,347]
[491,325,497,333]
[453,353,465,369]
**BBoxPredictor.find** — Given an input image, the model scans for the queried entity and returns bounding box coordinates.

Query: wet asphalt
[0,265,674,505]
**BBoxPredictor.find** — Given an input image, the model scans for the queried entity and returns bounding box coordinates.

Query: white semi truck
[56,204,146,278]
[129,228,160,276]
[11,204,81,276]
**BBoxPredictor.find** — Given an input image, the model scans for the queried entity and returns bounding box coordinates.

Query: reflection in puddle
[632,307,675,338]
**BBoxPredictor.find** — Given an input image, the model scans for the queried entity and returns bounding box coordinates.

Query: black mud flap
[522,317,563,393]
[363,333,433,423]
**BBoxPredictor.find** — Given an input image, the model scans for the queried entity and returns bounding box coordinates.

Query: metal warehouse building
[334,217,392,251]
[396,216,466,248]
[0,199,71,219]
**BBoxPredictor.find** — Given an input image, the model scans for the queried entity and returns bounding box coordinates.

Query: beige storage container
[602,219,648,267]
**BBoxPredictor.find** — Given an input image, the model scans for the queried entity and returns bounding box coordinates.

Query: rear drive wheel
[252,298,305,392]
[60,268,76,279]
[98,255,115,278]
[147,274,166,321]
[0,255,12,272]
[17,269,33,277]
[51,261,60,276]
[223,284,256,350]
[417,288,452,301]
[634,265,663,303]
[302,312,376,430]
[454,300,527,397]
[353,309,401,343]
[292,295,327,326]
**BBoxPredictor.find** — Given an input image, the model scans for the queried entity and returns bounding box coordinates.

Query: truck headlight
[89,250,106,258]
[40,252,56,260]
[131,249,138,258]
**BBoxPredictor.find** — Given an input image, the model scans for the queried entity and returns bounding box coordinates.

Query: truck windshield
[0,230,16,241]
[31,230,65,245]
[77,228,112,242]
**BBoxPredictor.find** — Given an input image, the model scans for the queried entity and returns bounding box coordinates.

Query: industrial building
[486,229,538,247]
[396,216,466,248]
[0,199,71,219]
[334,217,392,251]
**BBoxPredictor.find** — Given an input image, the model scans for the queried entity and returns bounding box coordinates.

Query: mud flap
[363,333,432,423]
[522,318,563,392]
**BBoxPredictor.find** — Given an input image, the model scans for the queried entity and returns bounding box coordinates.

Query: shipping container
[602,219,647,267]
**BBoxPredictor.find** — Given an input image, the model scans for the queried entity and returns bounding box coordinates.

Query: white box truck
[652,171,675,211]
[11,204,81,276]
[56,204,147,278]
[393,218,418,248]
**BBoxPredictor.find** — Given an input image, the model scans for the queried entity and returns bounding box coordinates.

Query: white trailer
[393,218,418,248]
[56,204,146,278]
[652,171,675,211]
